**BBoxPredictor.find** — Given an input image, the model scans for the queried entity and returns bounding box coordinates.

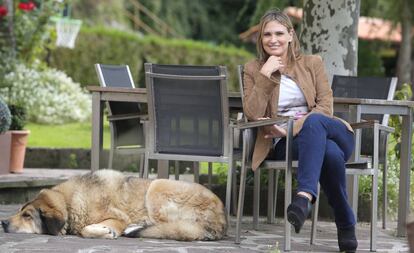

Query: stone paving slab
[0,204,409,253]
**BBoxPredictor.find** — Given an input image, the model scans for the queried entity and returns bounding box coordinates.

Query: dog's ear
[39,208,66,235]
[34,189,68,235]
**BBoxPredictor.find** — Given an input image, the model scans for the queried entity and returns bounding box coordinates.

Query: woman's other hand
[260,56,284,78]
[264,124,287,138]
[257,117,287,138]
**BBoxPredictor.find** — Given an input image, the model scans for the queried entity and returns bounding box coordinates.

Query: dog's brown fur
[1,170,227,240]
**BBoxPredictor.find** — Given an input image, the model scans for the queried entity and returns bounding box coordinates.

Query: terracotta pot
[9,130,30,173]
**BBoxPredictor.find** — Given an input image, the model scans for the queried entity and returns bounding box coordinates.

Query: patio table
[88,87,413,236]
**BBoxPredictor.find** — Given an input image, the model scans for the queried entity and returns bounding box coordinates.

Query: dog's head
[1,189,67,235]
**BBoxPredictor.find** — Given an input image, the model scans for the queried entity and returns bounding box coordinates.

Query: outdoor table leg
[397,108,413,236]
[91,92,104,171]
[347,105,361,218]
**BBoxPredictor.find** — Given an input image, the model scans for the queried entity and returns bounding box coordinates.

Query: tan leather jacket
[243,54,353,170]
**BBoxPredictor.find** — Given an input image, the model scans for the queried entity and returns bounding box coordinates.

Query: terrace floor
[0,168,410,252]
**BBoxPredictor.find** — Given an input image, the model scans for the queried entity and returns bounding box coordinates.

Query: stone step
[0,168,89,204]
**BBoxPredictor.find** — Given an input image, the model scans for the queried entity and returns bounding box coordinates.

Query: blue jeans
[271,113,356,229]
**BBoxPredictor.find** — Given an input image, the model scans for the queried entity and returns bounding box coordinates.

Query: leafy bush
[357,40,385,77]
[49,26,254,91]
[0,96,11,133]
[2,64,91,124]
[8,103,26,130]
[0,0,63,79]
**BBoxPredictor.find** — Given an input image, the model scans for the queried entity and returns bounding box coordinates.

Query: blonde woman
[242,9,357,252]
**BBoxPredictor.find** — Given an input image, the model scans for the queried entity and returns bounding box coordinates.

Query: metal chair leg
[284,119,293,252]
[143,152,149,179]
[371,123,379,252]
[232,161,238,216]
[174,161,180,180]
[138,153,145,178]
[272,170,280,223]
[310,184,320,245]
[225,161,233,220]
[253,169,260,230]
[235,148,248,243]
[208,162,213,189]
[108,147,114,170]
[382,157,388,229]
[267,170,275,224]
[193,162,199,183]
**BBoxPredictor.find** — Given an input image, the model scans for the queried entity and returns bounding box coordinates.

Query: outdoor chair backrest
[145,63,229,157]
[332,75,397,156]
[95,63,144,147]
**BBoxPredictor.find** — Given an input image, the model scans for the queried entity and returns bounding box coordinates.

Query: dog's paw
[123,223,146,238]
[81,224,118,239]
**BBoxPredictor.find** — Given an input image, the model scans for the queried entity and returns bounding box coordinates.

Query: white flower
[4,64,91,124]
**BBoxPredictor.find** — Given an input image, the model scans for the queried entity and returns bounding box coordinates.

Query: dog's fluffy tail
[137,221,225,241]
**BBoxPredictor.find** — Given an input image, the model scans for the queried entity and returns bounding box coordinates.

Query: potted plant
[7,103,29,173]
[0,100,30,174]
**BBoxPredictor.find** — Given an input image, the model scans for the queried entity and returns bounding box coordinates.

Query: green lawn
[25,119,228,179]
[26,121,110,149]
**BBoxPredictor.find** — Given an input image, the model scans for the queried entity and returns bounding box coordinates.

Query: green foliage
[134,0,257,47]
[248,0,303,27]
[0,0,63,78]
[8,103,27,130]
[48,26,254,91]
[0,96,11,133]
[389,84,412,156]
[2,63,91,124]
[68,153,78,169]
[360,0,399,20]
[71,0,128,28]
[357,40,385,77]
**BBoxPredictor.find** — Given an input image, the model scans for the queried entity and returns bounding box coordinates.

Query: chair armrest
[107,113,148,121]
[378,125,394,133]
[350,120,378,129]
[350,120,394,133]
[234,116,290,130]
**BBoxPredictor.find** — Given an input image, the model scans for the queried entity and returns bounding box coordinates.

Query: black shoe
[286,195,312,233]
[338,226,358,253]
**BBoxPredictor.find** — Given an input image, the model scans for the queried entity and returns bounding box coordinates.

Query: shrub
[0,0,63,78]
[2,64,91,124]
[0,96,11,133]
[49,27,254,91]
[8,103,26,130]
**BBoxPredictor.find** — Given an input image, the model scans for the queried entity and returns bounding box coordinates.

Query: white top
[273,75,309,147]
[278,75,308,117]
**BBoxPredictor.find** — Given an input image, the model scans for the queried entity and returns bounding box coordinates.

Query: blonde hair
[256,9,301,66]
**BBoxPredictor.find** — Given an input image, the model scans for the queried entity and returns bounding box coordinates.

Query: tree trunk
[396,0,412,94]
[300,0,360,83]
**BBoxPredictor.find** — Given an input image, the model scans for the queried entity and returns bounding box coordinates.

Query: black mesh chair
[235,65,319,251]
[95,64,146,174]
[144,63,238,217]
[332,75,397,229]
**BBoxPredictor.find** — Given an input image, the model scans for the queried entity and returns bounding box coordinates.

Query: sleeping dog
[1,169,227,240]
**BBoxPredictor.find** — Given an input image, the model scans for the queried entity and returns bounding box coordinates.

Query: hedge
[49,27,254,91]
